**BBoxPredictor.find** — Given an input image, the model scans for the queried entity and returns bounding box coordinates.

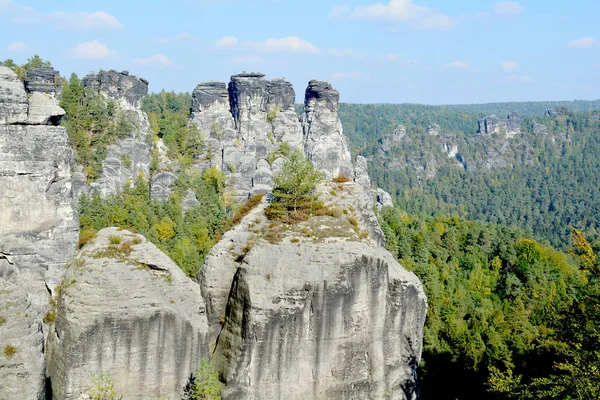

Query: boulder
[26,92,65,125]
[302,80,353,179]
[150,171,177,202]
[46,228,209,400]
[201,187,426,399]
[0,66,28,125]
[0,278,46,400]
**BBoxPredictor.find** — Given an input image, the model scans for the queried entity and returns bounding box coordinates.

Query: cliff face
[201,184,426,400]
[46,228,209,400]
[82,70,151,198]
[0,66,78,400]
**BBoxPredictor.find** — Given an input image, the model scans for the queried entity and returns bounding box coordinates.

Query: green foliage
[0,54,51,80]
[60,73,132,182]
[267,107,280,123]
[3,345,16,357]
[85,373,122,400]
[279,141,290,156]
[185,358,223,400]
[267,150,324,218]
[380,208,581,399]
[0,315,5,325]
[142,91,201,161]
[79,170,229,278]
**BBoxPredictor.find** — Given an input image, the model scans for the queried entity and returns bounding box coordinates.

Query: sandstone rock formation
[302,80,353,179]
[46,228,209,400]
[190,73,303,201]
[25,67,65,125]
[478,112,521,137]
[426,123,441,136]
[0,65,78,400]
[201,187,426,400]
[150,171,178,202]
[380,124,406,153]
[82,70,151,197]
[0,278,46,400]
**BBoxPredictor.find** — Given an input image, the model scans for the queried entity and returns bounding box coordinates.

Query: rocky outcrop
[0,66,28,124]
[190,73,303,201]
[150,171,178,202]
[302,80,353,179]
[478,113,521,137]
[82,70,151,197]
[533,122,548,134]
[426,123,441,136]
[0,66,78,399]
[46,228,209,400]
[380,124,406,153]
[0,278,46,400]
[201,187,426,399]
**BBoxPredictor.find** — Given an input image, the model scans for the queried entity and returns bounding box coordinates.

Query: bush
[86,372,122,400]
[186,358,223,400]
[267,107,280,123]
[4,345,16,357]
[78,229,98,248]
[332,173,350,183]
[0,315,5,325]
[227,194,264,229]
[108,235,122,245]
[43,311,56,324]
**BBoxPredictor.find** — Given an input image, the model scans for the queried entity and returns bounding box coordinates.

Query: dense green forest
[340,103,600,248]
[380,209,600,399]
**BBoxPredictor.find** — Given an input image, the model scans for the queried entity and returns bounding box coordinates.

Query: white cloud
[335,0,452,30]
[567,36,600,49]
[13,9,123,30]
[158,33,195,44]
[0,0,14,14]
[8,41,27,52]
[330,4,350,18]
[493,2,523,17]
[246,36,319,54]
[216,36,238,47]
[501,61,517,72]
[508,74,533,82]
[444,61,469,69]
[70,40,115,59]
[332,71,364,80]
[232,55,269,64]
[133,54,173,67]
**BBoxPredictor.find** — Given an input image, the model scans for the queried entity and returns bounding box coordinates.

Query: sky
[1,0,599,104]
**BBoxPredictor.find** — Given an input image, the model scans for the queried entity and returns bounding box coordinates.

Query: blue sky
[1,0,599,104]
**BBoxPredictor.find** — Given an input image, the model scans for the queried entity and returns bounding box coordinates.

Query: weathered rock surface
[150,171,178,202]
[426,123,441,136]
[26,92,65,125]
[478,113,520,137]
[25,66,61,95]
[0,278,46,400]
[46,228,209,400]
[190,73,303,200]
[0,67,28,124]
[82,70,151,198]
[201,188,426,400]
[302,80,353,179]
[373,187,394,210]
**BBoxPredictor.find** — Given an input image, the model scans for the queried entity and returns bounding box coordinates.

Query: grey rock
[0,124,78,310]
[183,190,200,213]
[25,67,61,95]
[373,188,394,210]
[190,81,236,139]
[426,123,441,136]
[354,155,371,191]
[82,70,148,110]
[267,79,295,111]
[0,66,28,124]
[229,73,269,142]
[201,188,426,399]
[46,228,209,400]
[380,125,406,153]
[252,159,273,187]
[93,139,151,198]
[150,171,177,202]
[25,92,65,125]
[0,278,46,400]
[478,113,520,137]
[302,80,352,179]
[533,122,548,134]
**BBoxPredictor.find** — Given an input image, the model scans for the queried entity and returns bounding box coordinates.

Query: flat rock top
[0,66,20,83]
[59,228,206,334]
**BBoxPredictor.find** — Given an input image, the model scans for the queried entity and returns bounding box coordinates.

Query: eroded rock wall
[46,228,209,400]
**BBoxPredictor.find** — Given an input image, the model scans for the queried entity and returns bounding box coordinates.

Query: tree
[85,373,122,400]
[270,150,324,212]
[186,358,223,400]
